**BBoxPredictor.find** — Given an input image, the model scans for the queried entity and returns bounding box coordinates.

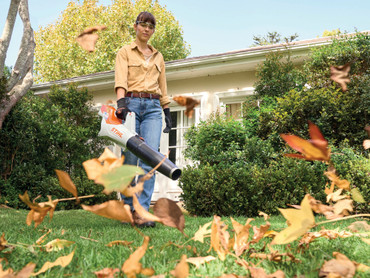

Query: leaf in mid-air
[76,25,107,52]
[280,121,330,161]
[82,200,133,224]
[350,188,365,203]
[192,221,212,243]
[173,96,200,118]
[95,165,144,194]
[330,63,351,91]
[153,198,186,234]
[272,195,315,245]
[32,250,75,276]
[55,170,79,201]
[170,254,189,278]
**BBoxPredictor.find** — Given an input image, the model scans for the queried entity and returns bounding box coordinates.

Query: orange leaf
[121,236,153,277]
[132,194,162,223]
[33,250,75,276]
[251,222,271,244]
[76,25,107,52]
[330,63,351,91]
[209,215,230,260]
[170,254,189,278]
[106,240,133,247]
[280,121,330,161]
[172,96,200,118]
[231,217,253,256]
[55,170,79,200]
[94,267,120,278]
[153,198,185,233]
[363,139,370,150]
[82,200,133,224]
[324,170,351,191]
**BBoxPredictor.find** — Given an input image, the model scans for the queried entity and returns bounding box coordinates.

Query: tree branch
[0,0,21,77]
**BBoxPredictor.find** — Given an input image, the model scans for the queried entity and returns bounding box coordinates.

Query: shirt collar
[130,41,158,54]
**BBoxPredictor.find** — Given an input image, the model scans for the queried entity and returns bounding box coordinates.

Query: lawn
[0,207,369,277]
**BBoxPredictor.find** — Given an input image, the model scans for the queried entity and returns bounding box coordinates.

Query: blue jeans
[121,97,163,211]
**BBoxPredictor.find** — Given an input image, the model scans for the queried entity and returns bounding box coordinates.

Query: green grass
[0,208,369,277]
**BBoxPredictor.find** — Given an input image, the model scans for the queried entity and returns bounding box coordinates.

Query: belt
[126,92,160,99]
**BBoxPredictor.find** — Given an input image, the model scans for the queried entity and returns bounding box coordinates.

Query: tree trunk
[0,0,34,129]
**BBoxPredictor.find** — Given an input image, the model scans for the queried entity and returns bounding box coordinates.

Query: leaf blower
[98,105,182,180]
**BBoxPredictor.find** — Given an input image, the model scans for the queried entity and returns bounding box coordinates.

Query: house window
[168,109,196,167]
[225,103,243,119]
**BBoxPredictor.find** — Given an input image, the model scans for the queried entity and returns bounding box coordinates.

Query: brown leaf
[347,221,370,232]
[153,198,185,233]
[250,251,299,263]
[251,222,271,244]
[242,263,285,278]
[299,229,353,249]
[32,250,75,276]
[94,267,120,278]
[172,96,200,118]
[259,211,270,221]
[319,252,356,278]
[280,121,330,161]
[186,256,216,268]
[82,200,133,224]
[36,229,51,245]
[231,217,253,256]
[326,189,347,203]
[0,233,10,251]
[209,216,230,260]
[10,262,36,278]
[330,63,351,91]
[307,195,335,219]
[106,240,133,247]
[121,236,153,277]
[170,254,189,278]
[55,170,79,201]
[132,194,162,223]
[76,25,107,52]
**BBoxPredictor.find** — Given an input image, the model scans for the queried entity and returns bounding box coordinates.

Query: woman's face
[134,21,155,43]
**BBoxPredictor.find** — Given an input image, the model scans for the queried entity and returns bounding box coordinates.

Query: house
[31,35,336,201]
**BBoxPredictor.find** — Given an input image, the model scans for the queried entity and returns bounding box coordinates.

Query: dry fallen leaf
[170,254,189,278]
[193,221,212,243]
[186,256,216,268]
[132,194,162,225]
[347,221,370,233]
[319,252,356,278]
[82,200,133,224]
[209,215,230,260]
[363,139,370,150]
[272,195,315,245]
[306,195,335,219]
[280,121,330,161]
[326,189,347,203]
[121,236,154,277]
[106,240,133,247]
[76,25,107,52]
[333,199,353,216]
[94,267,120,278]
[44,239,75,252]
[330,63,351,91]
[32,250,75,276]
[153,198,185,233]
[172,96,200,118]
[231,217,253,256]
[251,222,271,244]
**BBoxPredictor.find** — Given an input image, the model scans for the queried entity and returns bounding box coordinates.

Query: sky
[1,0,369,67]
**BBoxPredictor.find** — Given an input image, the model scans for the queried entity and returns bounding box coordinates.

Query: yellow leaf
[132,194,162,223]
[272,195,315,245]
[333,199,353,216]
[186,256,216,268]
[193,221,212,243]
[106,240,133,247]
[351,188,365,203]
[32,250,74,276]
[44,239,75,252]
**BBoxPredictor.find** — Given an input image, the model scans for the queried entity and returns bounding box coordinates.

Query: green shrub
[0,84,115,209]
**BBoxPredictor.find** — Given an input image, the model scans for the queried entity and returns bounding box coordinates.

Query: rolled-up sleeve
[114,48,128,93]
[158,55,170,106]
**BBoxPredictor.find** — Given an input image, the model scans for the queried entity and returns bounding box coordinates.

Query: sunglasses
[136,21,155,30]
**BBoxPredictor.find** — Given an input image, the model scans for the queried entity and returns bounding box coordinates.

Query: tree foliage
[0,84,113,209]
[34,0,191,82]
[251,31,299,47]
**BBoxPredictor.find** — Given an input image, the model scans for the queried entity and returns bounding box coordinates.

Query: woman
[114,11,172,227]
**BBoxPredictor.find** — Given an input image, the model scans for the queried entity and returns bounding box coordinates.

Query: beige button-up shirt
[114,42,170,107]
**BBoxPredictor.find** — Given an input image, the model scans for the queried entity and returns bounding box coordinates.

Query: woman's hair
[135,12,156,26]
